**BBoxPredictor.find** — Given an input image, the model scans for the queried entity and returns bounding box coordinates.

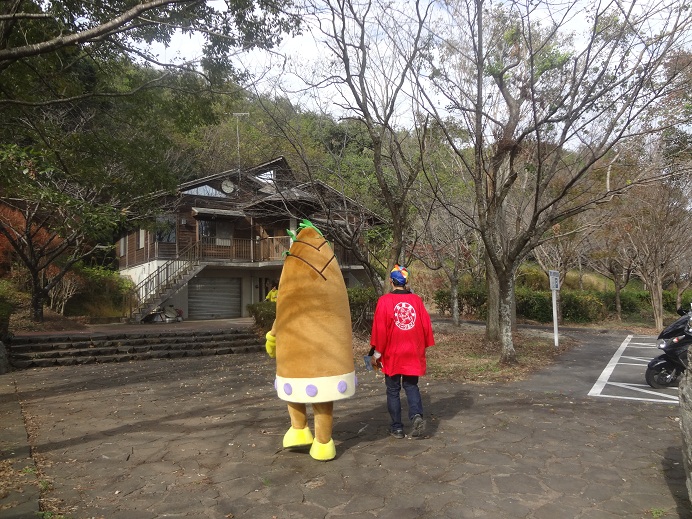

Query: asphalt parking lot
[2,326,691,519]
[588,334,680,404]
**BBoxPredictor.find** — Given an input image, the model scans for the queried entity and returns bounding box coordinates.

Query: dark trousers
[385,374,423,431]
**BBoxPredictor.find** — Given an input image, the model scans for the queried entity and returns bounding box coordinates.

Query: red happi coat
[370,289,435,376]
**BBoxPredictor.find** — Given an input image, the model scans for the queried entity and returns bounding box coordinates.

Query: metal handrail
[127,242,200,318]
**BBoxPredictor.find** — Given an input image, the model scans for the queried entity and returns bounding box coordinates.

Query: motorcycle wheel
[645,366,681,388]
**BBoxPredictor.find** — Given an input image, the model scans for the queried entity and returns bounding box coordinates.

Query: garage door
[188,277,241,319]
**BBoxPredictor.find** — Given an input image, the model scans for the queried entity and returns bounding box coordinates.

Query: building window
[198,220,215,239]
[199,220,233,246]
[257,169,274,183]
[119,236,127,257]
[182,185,226,198]
[155,216,176,243]
[137,229,146,249]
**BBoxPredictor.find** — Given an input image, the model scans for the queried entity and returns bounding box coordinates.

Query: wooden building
[117,157,373,321]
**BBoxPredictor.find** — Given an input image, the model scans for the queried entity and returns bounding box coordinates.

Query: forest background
[1,0,692,369]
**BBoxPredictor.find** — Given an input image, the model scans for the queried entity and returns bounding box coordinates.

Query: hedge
[434,287,650,323]
[434,287,487,319]
[252,285,688,328]
[560,291,607,323]
[515,288,552,323]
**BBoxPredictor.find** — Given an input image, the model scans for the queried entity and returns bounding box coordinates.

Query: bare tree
[257,0,435,289]
[670,259,692,311]
[417,0,692,362]
[533,218,591,323]
[48,269,85,315]
[413,195,482,325]
[626,180,692,329]
[583,210,637,322]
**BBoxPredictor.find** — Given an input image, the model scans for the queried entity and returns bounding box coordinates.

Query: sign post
[549,270,560,347]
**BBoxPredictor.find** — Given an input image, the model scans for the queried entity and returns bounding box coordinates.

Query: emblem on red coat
[393,302,416,330]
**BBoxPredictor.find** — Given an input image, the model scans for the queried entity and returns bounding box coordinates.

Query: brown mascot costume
[264,220,356,461]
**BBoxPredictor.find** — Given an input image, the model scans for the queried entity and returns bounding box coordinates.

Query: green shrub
[599,290,649,315]
[348,287,378,331]
[65,265,134,317]
[516,288,552,322]
[458,286,487,318]
[516,263,548,290]
[680,291,692,311]
[663,290,677,313]
[561,291,607,323]
[436,286,609,323]
[433,289,451,316]
[247,301,276,333]
[433,286,487,318]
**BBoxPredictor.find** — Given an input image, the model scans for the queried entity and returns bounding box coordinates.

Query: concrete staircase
[7,328,264,369]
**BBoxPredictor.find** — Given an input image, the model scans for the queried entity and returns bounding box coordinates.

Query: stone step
[8,329,252,346]
[9,344,263,369]
[7,328,264,369]
[11,336,262,360]
[8,332,258,353]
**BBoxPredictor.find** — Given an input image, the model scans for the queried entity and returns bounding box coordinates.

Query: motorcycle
[142,304,183,324]
[645,306,692,388]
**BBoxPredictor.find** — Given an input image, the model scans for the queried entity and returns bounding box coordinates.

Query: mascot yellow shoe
[266,220,356,462]
[283,426,314,449]
[310,439,336,461]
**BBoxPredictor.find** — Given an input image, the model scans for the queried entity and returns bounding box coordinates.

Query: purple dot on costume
[283,383,293,395]
[337,380,348,393]
[306,384,318,397]
[274,378,277,390]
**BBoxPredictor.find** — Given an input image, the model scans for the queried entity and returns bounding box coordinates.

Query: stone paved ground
[2,327,692,518]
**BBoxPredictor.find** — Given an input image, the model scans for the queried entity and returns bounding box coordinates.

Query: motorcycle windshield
[659,313,692,339]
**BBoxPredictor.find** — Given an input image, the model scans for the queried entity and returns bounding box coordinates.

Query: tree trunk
[451,281,460,326]
[677,287,685,311]
[498,273,517,364]
[30,280,45,322]
[613,279,622,321]
[650,277,664,331]
[486,255,500,341]
[511,280,517,332]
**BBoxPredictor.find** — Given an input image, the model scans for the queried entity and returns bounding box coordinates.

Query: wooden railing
[146,237,359,265]
[198,236,290,262]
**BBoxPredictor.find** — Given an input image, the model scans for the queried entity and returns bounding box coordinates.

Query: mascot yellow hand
[265,331,276,358]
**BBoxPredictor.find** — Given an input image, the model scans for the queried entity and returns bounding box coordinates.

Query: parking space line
[607,381,679,401]
[588,334,680,404]
[588,335,632,397]
[590,393,678,404]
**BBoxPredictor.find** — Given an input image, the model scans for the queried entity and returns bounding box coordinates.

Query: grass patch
[354,321,579,384]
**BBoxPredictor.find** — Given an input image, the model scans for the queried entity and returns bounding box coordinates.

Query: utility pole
[232,113,249,171]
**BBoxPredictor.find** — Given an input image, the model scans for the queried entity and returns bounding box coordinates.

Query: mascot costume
[264,220,356,461]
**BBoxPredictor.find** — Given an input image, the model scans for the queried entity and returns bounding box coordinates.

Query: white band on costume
[275,372,357,403]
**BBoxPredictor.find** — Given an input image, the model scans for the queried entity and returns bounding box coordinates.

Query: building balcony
[145,237,358,267]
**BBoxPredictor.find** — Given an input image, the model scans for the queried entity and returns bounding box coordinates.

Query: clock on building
[221,179,236,194]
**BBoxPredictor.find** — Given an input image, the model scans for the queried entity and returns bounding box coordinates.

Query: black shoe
[411,415,425,438]
[390,429,404,439]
